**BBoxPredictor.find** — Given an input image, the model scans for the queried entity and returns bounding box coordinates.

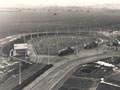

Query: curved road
[23,50,120,90]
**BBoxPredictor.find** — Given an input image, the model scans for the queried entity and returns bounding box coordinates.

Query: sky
[0,0,119,7]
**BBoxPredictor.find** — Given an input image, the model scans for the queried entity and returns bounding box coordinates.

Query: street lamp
[19,61,22,85]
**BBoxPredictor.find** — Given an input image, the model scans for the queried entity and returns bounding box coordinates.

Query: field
[59,77,93,90]
[1,8,120,38]
[29,34,95,55]
[73,63,114,79]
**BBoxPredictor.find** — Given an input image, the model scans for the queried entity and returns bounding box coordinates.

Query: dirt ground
[29,35,96,55]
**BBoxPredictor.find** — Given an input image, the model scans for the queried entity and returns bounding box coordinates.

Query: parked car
[58,47,75,56]
[84,41,98,49]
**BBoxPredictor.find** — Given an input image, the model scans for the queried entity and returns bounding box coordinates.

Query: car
[84,41,98,49]
[58,47,75,56]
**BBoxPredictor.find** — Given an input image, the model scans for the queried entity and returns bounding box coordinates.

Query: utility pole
[23,34,25,43]
[56,27,59,36]
[68,27,70,35]
[56,28,59,52]
[37,24,40,62]
[37,24,39,38]
[75,31,78,55]
[23,34,27,61]
[79,28,80,35]
[90,27,92,35]
[46,28,48,37]
[31,31,33,40]
[47,44,50,65]
[19,61,22,85]
[45,27,50,64]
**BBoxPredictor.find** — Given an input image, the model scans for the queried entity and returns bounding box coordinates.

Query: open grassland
[1,9,120,36]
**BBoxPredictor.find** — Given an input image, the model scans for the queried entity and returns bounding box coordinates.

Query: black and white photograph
[0,0,120,90]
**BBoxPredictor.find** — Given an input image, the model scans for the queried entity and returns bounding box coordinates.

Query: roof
[95,61,115,68]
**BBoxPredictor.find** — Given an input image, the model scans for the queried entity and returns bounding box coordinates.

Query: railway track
[0,63,52,90]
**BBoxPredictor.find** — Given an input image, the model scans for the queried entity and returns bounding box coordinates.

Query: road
[23,50,120,90]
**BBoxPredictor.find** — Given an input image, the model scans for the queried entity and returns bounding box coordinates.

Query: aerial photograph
[0,0,120,90]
